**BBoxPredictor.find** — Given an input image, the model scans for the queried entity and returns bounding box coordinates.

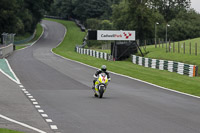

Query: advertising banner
[97,30,135,41]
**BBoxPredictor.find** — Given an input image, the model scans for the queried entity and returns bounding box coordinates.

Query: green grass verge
[15,24,43,50]
[92,49,111,54]
[0,129,24,133]
[45,18,200,97]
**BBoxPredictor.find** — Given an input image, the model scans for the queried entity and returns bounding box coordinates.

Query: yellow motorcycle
[94,73,109,98]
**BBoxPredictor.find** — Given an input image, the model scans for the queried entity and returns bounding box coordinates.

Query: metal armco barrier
[132,55,198,77]
[14,31,36,45]
[75,47,111,61]
[0,44,14,58]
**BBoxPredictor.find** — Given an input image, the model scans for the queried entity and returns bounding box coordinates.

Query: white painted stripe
[24,91,29,94]
[28,96,33,98]
[145,58,148,67]
[159,60,164,70]
[33,102,38,105]
[87,49,89,55]
[22,89,26,91]
[50,125,58,130]
[26,94,31,96]
[19,85,24,88]
[100,52,103,59]
[0,114,46,133]
[105,53,107,60]
[132,55,136,64]
[31,99,36,101]
[38,110,44,113]
[138,57,142,66]
[151,59,156,69]
[96,51,99,58]
[177,62,184,75]
[46,119,53,123]
[35,105,41,108]
[51,51,200,100]
[168,61,173,72]
[41,114,48,117]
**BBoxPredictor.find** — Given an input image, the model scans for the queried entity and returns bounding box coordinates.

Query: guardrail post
[178,42,180,53]
[195,43,197,56]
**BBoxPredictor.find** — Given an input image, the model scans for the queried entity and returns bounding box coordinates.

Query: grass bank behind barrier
[46,18,200,97]
[141,40,200,74]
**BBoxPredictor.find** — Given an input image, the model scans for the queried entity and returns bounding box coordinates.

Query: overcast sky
[190,0,200,13]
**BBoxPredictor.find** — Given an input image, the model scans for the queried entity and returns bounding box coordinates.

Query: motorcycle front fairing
[94,73,108,95]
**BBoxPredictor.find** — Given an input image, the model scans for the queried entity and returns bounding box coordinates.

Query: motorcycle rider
[92,65,111,97]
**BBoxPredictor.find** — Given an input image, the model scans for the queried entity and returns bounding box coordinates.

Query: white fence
[75,47,111,61]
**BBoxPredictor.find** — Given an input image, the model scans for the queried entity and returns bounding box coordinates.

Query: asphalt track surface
[8,20,200,133]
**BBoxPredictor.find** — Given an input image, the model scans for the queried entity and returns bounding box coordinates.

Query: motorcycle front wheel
[99,87,104,98]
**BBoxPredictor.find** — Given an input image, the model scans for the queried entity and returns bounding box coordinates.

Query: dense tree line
[2,0,199,41]
[48,0,200,42]
[0,0,53,35]
[112,0,199,41]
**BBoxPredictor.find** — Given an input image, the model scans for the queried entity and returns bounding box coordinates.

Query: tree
[168,9,200,41]
[73,0,110,22]
[24,0,53,32]
[146,0,191,22]
[0,0,24,34]
[112,0,165,40]
[0,0,53,35]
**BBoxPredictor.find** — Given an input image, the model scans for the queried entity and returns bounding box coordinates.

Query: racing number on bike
[102,76,106,82]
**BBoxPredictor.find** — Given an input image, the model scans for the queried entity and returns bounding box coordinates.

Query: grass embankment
[141,39,200,74]
[15,24,43,50]
[0,129,23,133]
[45,18,200,97]
[92,49,111,54]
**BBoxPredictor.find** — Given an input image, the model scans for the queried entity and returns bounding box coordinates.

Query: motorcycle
[93,73,110,98]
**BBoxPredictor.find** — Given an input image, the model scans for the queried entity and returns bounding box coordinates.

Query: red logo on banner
[123,32,132,39]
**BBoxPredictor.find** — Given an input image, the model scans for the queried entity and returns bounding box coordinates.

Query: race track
[8,20,200,133]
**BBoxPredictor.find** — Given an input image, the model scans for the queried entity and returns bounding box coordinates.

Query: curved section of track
[8,20,200,133]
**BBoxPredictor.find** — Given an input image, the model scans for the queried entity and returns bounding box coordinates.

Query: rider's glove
[93,75,98,79]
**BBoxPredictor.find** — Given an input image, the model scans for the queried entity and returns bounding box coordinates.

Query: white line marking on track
[28,96,33,98]
[24,91,29,94]
[33,102,38,105]
[50,125,58,130]
[41,114,48,118]
[38,110,44,113]
[0,114,46,133]
[22,89,26,91]
[31,99,36,101]
[19,85,24,88]
[46,119,53,123]
[35,105,41,108]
